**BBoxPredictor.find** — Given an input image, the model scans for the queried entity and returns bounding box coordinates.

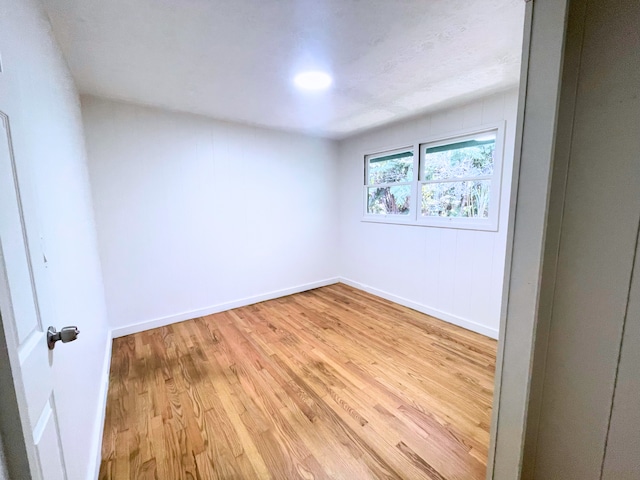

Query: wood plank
[99,283,497,479]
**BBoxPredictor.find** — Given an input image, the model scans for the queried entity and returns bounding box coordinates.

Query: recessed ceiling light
[293,71,333,91]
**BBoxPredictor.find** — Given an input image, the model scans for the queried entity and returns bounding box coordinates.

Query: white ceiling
[41,0,525,139]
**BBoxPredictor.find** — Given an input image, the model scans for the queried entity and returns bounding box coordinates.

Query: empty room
[2,0,639,480]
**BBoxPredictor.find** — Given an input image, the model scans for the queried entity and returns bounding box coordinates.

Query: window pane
[367,151,414,185]
[421,180,491,218]
[367,185,411,215]
[422,135,495,181]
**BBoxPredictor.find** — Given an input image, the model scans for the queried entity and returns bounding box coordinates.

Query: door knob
[47,326,80,350]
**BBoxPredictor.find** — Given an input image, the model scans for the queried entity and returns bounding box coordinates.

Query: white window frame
[363,146,417,224]
[362,122,506,231]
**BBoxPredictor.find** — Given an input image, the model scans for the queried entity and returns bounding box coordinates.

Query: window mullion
[412,141,420,221]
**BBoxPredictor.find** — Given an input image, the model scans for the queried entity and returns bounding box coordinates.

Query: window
[362,124,504,230]
[365,148,414,216]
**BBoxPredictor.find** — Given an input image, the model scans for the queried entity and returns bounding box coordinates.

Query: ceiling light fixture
[293,71,333,91]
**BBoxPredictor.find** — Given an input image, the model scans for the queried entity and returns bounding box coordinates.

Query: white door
[0,111,68,480]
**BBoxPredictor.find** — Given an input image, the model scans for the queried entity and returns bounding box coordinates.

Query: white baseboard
[88,329,113,480]
[109,275,497,340]
[339,277,499,339]
[111,277,341,338]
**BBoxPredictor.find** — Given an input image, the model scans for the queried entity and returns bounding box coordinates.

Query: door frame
[487,0,575,478]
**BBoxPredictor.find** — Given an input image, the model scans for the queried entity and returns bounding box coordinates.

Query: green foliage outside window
[367,152,413,215]
[421,141,495,218]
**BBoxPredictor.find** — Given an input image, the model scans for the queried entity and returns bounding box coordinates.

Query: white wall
[82,97,338,335]
[336,90,518,338]
[527,0,640,477]
[0,1,111,479]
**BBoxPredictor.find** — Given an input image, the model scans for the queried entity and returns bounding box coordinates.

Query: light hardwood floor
[99,283,497,479]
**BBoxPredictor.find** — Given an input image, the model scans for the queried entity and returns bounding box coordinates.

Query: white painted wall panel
[82,97,338,332]
[531,0,640,477]
[337,90,518,337]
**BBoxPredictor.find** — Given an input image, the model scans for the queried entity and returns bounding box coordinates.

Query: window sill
[361,216,498,232]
